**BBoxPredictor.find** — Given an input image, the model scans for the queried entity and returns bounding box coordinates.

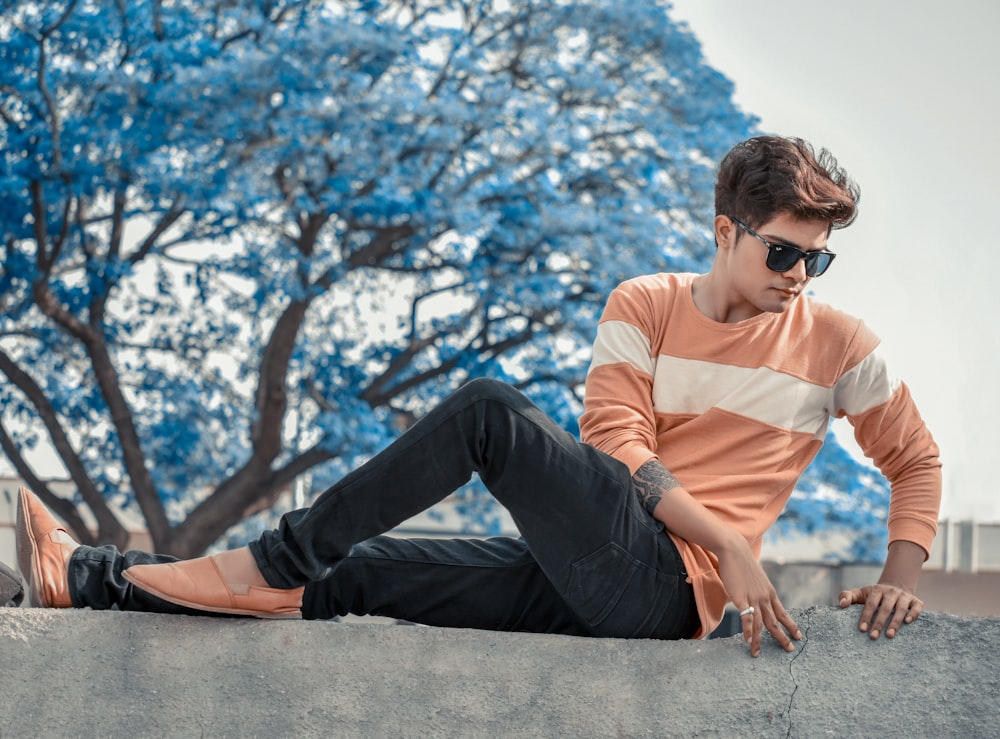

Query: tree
[0,0,888,560]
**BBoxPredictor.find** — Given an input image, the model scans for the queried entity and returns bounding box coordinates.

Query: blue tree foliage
[1,0,887,559]
[779,431,890,562]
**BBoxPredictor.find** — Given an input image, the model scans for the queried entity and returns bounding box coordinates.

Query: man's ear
[714,215,736,250]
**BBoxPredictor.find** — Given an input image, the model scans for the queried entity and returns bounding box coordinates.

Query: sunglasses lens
[805,253,833,277]
[765,245,801,272]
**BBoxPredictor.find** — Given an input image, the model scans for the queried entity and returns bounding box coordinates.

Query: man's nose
[785,256,809,281]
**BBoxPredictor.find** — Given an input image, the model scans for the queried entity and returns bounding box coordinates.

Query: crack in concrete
[784,606,812,738]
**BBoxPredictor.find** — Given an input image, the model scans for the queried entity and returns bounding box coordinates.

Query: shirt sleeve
[833,338,943,558]
[579,279,661,476]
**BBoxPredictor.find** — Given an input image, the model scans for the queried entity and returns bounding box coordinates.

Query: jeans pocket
[566,542,685,638]
[566,542,640,630]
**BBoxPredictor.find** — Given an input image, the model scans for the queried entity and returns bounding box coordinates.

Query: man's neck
[690,271,763,324]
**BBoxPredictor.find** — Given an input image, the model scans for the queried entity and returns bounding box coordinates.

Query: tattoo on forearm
[633,460,682,516]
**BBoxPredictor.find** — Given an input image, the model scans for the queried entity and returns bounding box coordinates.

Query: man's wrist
[877,540,926,592]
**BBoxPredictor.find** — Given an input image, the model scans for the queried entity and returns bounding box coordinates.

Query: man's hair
[714,136,860,231]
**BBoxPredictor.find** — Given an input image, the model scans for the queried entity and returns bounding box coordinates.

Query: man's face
[721,213,831,317]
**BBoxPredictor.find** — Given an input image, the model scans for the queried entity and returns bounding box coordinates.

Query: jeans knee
[457,377,520,405]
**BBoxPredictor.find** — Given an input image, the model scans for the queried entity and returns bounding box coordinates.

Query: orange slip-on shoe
[15,486,77,608]
[122,555,304,619]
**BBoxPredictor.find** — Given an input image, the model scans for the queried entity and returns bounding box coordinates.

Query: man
[11,136,941,657]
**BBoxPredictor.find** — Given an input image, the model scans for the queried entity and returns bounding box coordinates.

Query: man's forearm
[878,540,926,592]
[634,461,802,654]
[632,460,744,556]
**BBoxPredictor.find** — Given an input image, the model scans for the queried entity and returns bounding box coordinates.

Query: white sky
[669,0,1000,521]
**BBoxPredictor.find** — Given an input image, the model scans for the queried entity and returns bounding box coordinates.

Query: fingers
[838,587,867,607]
[718,552,800,657]
[903,598,924,625]
[858,591,880,635]
[868,592,924,639]
[774,603,803,643]
[738,605,765,657]
[751,609,762,657]
[882,602,911,638]
[738,601,802,657]
[738,604,756,651]
[762,600,800,654]
[840,584,924,639]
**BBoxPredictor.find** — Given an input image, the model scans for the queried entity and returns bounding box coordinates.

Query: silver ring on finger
[739,606,755,617]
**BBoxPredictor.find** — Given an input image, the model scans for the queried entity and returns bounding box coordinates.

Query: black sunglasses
[729,217,836,277]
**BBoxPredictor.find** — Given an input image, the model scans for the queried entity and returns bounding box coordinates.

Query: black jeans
[69,379,699,639]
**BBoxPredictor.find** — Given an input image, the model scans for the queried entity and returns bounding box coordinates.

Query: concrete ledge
[1,606,996,737]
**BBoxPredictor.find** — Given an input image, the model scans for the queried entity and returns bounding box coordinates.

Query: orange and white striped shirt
[580,272,941,637]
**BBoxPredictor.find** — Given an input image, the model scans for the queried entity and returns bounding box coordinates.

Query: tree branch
[107,188,127,260]
[30,274,172,546]
[128,196,187,265]
[0,347,128,545]
[34,1,80,176]
[346,224,416,269]
[163,219,326,555]
[30,181,53,273]
[0,420,97,546]
[265,444,336,497]
[84,341,172,545]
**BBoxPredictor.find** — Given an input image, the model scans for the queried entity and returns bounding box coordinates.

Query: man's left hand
[838,583,924,640]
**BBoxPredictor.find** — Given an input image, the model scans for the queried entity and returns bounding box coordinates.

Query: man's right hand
[716,538,802,657]
[634,460,802,656]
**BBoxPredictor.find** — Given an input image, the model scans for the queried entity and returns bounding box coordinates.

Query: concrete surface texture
[0,606,995,738]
